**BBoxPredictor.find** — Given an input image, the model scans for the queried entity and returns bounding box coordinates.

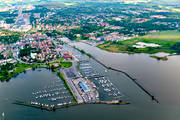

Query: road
[62,62,84,103]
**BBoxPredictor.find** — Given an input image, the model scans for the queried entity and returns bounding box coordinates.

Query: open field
[97,30,180,55]
[143,31,180,42]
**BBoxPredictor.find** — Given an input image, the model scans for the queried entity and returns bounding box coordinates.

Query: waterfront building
[78,82,90,92]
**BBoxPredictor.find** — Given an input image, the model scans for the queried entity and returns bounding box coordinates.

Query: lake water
[1,43,180,120]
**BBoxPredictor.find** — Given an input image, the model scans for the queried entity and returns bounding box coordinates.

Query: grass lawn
[14,64,36,73]
[60,62,72,68]
[49,61,72,69]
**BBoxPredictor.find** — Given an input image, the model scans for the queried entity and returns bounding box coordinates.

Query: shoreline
[0,64,46,82]
[0,61,71,82]
[96,43,178,61]
[0,65,36,82]
[78,41,173,61]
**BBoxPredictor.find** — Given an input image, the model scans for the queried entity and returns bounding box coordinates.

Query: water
[0,68,75,119]
[1,42,180,120]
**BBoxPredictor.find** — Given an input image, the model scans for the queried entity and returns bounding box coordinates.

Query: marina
[78,61,123,101]
[31,77,74,105]
[10,68,77,109]
[63,44,125,101]
[1,43,179,120]
[10,43,129,111]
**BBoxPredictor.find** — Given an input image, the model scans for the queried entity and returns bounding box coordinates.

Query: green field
[97,31,180,55]
[60,62,72,69]
[144,31,180,41]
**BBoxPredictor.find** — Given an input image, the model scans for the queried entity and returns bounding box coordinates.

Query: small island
[150,55,168,61]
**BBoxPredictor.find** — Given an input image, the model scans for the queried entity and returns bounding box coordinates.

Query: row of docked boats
[79,62,122,99]
[30,101,72,107]
[32,87,67,95]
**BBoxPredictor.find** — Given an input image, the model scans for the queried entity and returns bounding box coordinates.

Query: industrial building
[78,82,90,92]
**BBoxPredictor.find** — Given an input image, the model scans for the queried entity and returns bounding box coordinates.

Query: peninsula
[97,31,180,60]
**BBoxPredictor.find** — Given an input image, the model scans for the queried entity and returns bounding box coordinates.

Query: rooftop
[79,82,90,92]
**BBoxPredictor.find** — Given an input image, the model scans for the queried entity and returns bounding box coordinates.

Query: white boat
[2,112,4,117]
[57,103,63,106]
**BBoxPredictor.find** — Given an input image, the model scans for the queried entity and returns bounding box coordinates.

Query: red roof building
[63,53,73,59]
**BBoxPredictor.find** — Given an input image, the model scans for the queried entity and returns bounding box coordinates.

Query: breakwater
[14,100,130,111]
[13,101,80,111]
